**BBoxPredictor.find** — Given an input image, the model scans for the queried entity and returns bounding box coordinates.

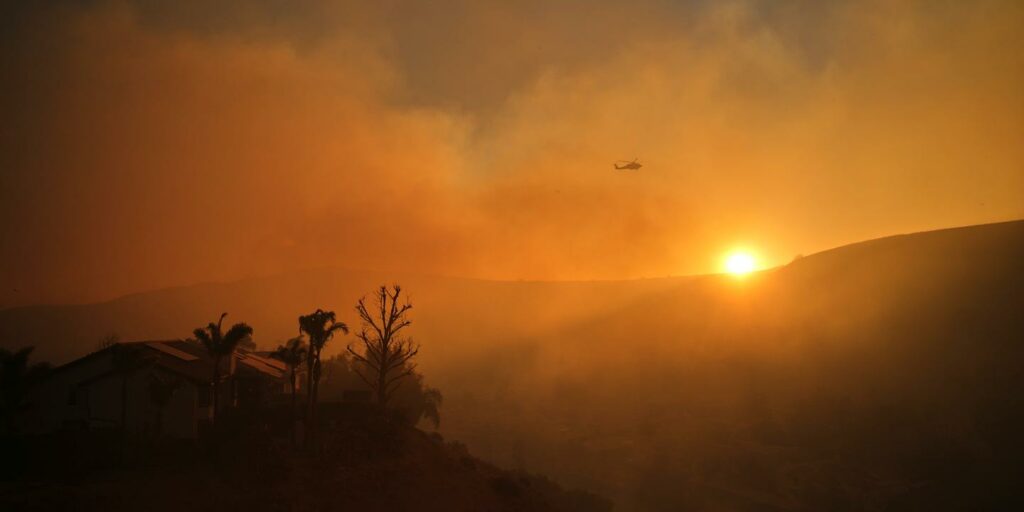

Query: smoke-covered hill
[3,219,1024,510]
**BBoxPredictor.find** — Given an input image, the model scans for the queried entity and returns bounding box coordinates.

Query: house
[25,340,288,439]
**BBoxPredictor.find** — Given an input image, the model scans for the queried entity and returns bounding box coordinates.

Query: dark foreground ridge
[0,405,610,512]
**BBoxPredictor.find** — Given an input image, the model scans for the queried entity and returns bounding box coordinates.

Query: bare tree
[347,285,419,407]
[98,333,120,351]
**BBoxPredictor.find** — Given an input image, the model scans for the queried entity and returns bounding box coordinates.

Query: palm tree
[193,313,253,424]
[0,347,50,434]
[272,336,307,423]
[298,309,348,431]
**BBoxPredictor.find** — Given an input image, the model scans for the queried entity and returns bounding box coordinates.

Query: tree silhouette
[98,333,120,351]
[298,309,348,431]
[347,285,419,407]
[390,371,443,429]
[193,313,253,424]
[272,336,307,424]
[0,347,50,434]
[419,387,442,429]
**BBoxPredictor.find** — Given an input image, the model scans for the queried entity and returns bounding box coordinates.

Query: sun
[723,250,757,276]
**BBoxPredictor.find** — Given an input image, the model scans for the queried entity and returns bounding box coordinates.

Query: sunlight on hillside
[723,250,758,276]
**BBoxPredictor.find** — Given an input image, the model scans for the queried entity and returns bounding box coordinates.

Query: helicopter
[614,158,642,170]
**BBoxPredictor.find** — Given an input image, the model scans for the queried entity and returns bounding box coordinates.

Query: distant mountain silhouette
[0,267,690,366]
[4,220,1020,364]
[3,219,1024,510]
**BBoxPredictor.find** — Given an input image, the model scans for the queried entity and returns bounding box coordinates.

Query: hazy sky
[1,0,1022,307]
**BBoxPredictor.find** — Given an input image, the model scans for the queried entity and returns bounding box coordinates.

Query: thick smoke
[1,0,1022,306]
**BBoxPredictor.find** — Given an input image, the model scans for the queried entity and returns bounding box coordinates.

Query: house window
[197,385,211,408]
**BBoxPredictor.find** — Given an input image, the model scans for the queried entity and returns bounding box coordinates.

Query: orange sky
[1,0,1022,307]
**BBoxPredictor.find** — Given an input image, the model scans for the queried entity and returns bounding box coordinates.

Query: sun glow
[723,250,757,276]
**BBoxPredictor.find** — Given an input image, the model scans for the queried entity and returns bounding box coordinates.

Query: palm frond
[221,322,254,354]
[193,328,213,350]
[328,321,349,335]
[272,336,307,366]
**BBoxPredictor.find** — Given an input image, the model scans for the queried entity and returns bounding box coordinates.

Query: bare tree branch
[347,284,420,407]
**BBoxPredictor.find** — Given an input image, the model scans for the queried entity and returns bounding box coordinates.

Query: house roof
[253,351,289,372]
[50,340,284,385]
[236,351,285,379]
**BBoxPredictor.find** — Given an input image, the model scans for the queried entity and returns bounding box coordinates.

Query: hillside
[3,219,1024,510]
[0,409,611,512]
